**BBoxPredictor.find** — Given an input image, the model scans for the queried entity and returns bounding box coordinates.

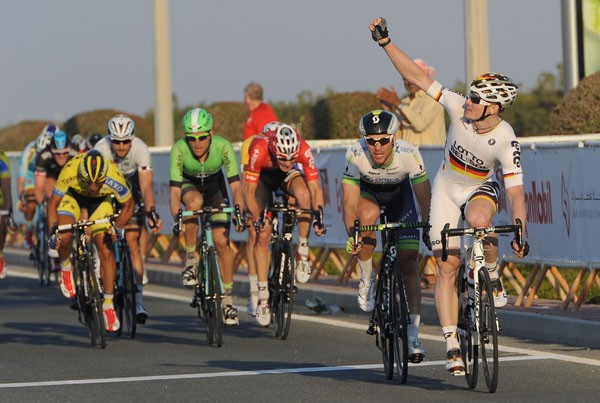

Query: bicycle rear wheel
[121,247,137,338]
[204,249,223,347]
[273,241,295,340]
[392,261,409,384]
[478,269,499,393]
[457,263,478,389]
[36,222,50,286]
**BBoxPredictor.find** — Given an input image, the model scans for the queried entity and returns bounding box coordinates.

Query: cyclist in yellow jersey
[48,150,135,332]
[0,151,14,279]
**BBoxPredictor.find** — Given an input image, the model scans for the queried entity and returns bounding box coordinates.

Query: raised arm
[369,17,434,92]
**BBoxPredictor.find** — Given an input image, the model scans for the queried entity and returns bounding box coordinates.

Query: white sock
[136,285,144,305]
[258,282,269,300]
[408,314,421,339]
[249,274,258,295]
[357,258,374,283]
[486,259,499,280]
[442,326,459,351]
[297,237,309,258]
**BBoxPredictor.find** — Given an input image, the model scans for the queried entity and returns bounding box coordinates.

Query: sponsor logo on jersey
[105,176,129,198]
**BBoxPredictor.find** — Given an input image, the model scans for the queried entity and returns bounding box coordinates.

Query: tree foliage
[549,70,600,135]
[0,69,578,152]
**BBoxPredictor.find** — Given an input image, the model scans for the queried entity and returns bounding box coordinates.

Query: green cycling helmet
[182,108,213,134]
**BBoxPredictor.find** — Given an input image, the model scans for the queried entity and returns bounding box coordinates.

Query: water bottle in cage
[465,247,475,301]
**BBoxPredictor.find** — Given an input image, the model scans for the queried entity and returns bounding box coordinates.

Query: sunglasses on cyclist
[364,135,394,146]
[112,139,132,145]
[186,134,210,142]
[52,150,69,156]
[469,92,491,106]
[276,156,295,162]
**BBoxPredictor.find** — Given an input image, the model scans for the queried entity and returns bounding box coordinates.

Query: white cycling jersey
[426,81,524,251]
[342,138,428,187]
[94,137,152,179]
[19,140,37,179]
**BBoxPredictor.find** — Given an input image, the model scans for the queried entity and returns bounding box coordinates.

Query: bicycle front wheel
[82,253,106,348]
[392,261,409,384]
[204,249,223,347]
[374,267,394,380]
[273,240,295,340]
[478,269,499,393]
[457,263,478,389]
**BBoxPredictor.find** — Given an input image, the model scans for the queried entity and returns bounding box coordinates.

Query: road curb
[6,248,600,349]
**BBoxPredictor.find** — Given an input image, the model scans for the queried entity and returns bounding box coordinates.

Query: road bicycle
[55,216,115,348]
[174,205,241,347]
[31,199,58,286]
[112,224,137,339]
[441,218,524,393]
[260,203,324,340]
[112,207,159,339]
[353,214,429,384]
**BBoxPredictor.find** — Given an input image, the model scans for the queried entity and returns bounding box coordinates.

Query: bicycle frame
[56,216,113,348]
[178,205,234,346]
[355,216,430,384]
[441,218,524,393]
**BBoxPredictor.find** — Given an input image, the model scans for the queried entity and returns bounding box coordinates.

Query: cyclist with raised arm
[0,151,15,279]
[95,114,163,324]
[343,109,431,363]
[369,17,529,375]
[17,125,57,249]
[243,121,326,326]
[169,108,245,326]
[48,150,135,332]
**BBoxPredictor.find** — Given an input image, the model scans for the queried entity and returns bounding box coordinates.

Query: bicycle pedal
[366,320,377,335]
[190,300,199,308]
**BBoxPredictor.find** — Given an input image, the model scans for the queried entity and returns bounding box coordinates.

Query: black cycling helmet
[359,109,399,135]
[86,133,103,149]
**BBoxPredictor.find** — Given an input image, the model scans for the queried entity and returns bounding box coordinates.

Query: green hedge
[549,71,600,135]
[300,92,380,139]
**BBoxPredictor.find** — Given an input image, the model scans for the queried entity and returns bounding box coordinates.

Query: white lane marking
[0,355,555,389]
[145,289,600,367]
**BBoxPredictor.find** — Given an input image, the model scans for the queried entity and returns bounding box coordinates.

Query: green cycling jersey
[169,135,240,187]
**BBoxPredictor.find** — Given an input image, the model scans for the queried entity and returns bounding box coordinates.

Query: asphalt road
[1,267,600,403]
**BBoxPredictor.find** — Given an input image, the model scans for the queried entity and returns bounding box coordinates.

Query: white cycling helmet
[71,134,87,152]
[469,72,518,110]
[108,114,135,140]
[263,122,300,160]
[36,132,53,153]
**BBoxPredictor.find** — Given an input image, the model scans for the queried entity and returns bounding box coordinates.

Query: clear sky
[0,0,562,129]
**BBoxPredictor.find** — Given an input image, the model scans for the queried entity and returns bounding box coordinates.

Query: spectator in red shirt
[243,82,278,140]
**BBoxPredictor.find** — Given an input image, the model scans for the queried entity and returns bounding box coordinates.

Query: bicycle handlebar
[352,220,430,250]
[441,218,524,262]
[55,214,120,233]
[173,205,237,236]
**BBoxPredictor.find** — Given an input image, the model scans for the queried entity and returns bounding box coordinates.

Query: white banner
[7,136,600,265]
